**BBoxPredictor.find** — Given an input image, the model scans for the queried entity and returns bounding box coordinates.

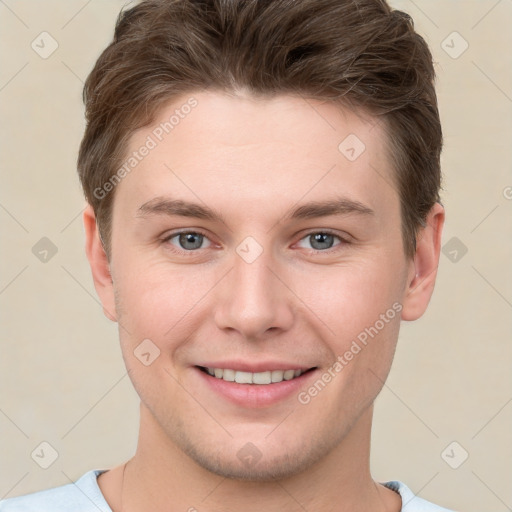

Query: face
[88,90,432,480]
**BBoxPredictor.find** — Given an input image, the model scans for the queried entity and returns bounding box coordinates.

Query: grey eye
[168,232,209,251]
[297,232,342,251]
[309,233,335,250]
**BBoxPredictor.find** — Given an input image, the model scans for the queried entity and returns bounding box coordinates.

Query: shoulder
[0,470,111,512]
[382,481,456,512]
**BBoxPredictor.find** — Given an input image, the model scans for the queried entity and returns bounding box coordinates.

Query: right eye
[162,230,213,252]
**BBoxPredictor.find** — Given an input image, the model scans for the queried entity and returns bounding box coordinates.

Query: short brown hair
[78,0,443,261]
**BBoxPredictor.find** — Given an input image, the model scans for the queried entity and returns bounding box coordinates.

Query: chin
[173,427,335,482]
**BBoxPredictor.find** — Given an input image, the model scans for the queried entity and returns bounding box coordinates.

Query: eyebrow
[137,196,375,223]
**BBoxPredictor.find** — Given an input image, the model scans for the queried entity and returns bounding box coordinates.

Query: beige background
[1,1,511,510]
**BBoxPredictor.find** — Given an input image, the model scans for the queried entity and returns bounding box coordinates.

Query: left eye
[166,232,211,251]
[297,232,343,251]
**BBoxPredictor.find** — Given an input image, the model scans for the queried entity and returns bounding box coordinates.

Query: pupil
[311,233,333,250]
[180,233,203,250]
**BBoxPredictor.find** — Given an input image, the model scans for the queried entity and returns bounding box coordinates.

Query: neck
[113,403,400,512]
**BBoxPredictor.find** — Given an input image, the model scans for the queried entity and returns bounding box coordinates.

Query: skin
[84,90,444,512]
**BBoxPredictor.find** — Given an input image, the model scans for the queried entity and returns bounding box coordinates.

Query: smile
[197,366,314,384]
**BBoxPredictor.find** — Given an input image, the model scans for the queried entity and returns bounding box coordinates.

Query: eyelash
[161,229,350,256]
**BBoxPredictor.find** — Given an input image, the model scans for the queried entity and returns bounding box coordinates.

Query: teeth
[283,369,295,380]
[253,371,271,384]
[204,367,305,384]
[222,368,236,382]
[271,370,284,383]
[235,371,253,384]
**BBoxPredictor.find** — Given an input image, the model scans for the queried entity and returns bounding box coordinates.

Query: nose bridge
[213,239,293,338]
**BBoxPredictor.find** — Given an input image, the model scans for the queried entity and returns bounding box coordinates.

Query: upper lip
[195,360,317,373]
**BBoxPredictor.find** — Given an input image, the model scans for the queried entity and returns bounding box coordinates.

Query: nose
[213,245,294,340]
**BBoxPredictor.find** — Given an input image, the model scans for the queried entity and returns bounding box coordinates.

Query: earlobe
[401,202,445,321]
[83,204,118,322]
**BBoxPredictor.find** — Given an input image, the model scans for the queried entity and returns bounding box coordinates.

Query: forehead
[115,91,398,224]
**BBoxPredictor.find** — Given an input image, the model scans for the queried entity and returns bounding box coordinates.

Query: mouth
[195,365,317,385]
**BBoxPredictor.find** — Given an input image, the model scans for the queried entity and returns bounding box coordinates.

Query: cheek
[292,255,403,345]
[116,256,183,310]
[113,258,218,353]
[114,263,196,403]
[291,256,403,406]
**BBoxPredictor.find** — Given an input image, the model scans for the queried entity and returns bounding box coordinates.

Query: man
[0,0,454,510]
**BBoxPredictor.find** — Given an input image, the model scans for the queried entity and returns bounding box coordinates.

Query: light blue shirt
[0,469,455,511]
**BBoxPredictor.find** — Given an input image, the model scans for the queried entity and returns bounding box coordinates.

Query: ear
[401,202,445,321]
[83,204,118,322]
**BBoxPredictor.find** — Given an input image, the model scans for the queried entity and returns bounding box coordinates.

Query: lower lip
[194,366,318,408]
